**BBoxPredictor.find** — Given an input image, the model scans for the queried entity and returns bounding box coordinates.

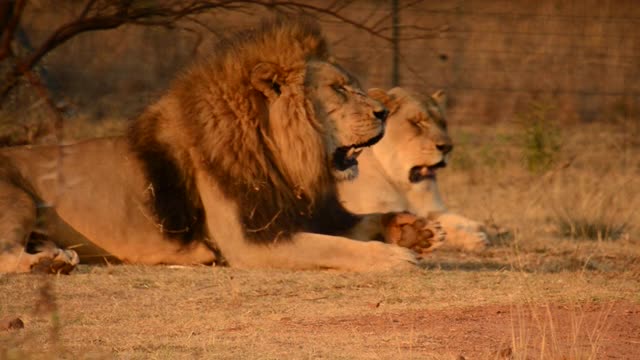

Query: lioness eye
[410,119,425,133]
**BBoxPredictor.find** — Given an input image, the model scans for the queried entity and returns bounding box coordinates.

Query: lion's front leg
[195,170,417,272]
[219,232,418,272]
[259,232,418,271]
[211,219,418,272]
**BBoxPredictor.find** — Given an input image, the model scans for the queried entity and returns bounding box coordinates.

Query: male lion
[0,19,417,273]
[339,87,489,251]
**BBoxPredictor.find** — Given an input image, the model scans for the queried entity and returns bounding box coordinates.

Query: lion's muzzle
[333,128,385,172]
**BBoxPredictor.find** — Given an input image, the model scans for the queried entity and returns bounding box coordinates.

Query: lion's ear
[251,62,284,101]
[368,88,400,115]
[431,90,447,109]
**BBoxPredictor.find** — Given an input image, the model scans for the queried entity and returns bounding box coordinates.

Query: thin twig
[0,0,26,61]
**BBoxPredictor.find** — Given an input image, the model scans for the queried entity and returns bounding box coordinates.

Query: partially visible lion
[339,87,489,251]
[0,19,417,273]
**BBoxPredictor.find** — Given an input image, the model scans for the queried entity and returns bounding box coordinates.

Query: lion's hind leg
[0,181,78,274]
[26,238,80,274]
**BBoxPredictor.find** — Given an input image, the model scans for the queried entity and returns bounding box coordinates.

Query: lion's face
[368,87,452,186]
[305,61,388,181]
[249,60,387,185]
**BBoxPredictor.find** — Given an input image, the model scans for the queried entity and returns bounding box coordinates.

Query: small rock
[1,317,24,330]
[497,346,513,359]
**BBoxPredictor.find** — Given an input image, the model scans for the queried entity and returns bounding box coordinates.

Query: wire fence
[5,0,640,126]
[320,0,640,124]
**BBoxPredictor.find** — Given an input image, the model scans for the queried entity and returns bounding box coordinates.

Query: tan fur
[0,19,416,273]
[339,88,489,251]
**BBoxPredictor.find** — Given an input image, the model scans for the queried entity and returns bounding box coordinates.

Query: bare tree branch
[79,0,96,19]
[1,0,440,100]
[0,0,26,61]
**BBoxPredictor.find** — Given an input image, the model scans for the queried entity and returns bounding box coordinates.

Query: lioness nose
[436,143,453,154]
[373,108,389,122]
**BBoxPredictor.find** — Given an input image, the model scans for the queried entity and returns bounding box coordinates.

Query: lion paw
[361,241,417,271]
[382,212,446,256]
[30,248,79,275]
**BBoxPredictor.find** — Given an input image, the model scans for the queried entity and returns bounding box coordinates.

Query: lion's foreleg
[195,172,417,271]
[225,232,417,272]
[343,214,385,241]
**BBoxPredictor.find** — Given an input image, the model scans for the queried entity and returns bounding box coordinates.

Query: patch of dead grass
[1,266,639,359]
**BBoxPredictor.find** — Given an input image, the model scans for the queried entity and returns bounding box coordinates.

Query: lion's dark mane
[128,18,361,246]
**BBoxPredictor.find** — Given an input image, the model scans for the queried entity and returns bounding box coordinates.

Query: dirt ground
[1,252,639,359]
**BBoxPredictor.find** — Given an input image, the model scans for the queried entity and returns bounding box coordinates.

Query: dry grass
[1,267,639,359]
[1,119,639,359]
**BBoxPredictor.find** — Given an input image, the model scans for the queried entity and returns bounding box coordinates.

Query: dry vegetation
[1,115,639,359]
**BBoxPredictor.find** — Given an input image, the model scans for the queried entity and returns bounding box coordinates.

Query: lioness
[0,19,417,273]
[339,87,489,251]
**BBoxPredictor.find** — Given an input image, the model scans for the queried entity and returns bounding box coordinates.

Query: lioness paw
[447,225,490,251]
[469,231,490,250]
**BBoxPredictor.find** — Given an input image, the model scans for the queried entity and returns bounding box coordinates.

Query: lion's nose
[373,108,389,122]
[436,143,453,154]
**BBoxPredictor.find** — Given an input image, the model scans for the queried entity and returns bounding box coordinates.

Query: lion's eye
[272,82,281,95]
[331,84,346,94]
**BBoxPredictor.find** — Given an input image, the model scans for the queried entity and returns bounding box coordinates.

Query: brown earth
[1,259,639,359]
[287,302,640,359]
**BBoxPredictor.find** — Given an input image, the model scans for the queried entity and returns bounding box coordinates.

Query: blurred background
[2,0,638,129]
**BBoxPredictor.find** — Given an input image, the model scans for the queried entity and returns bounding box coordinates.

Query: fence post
[391,0,400,87]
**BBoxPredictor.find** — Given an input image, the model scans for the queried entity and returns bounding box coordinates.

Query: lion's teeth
[346,147,356,158]
[419,167,429,176]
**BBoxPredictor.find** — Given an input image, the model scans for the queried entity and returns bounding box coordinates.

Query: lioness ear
[251,62,283,101]
[368,88,400,115]
[431,90,447,109]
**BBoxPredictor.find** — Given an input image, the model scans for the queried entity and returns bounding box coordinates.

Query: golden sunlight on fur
[339,87,489,251]
[0,19,417,273]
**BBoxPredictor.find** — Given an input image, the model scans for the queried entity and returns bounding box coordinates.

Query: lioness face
[369,88,452,185]
[305,61,388,181]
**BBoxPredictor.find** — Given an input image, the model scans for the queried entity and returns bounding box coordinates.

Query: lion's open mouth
[409,160,447,183]
[333,131,385,171]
